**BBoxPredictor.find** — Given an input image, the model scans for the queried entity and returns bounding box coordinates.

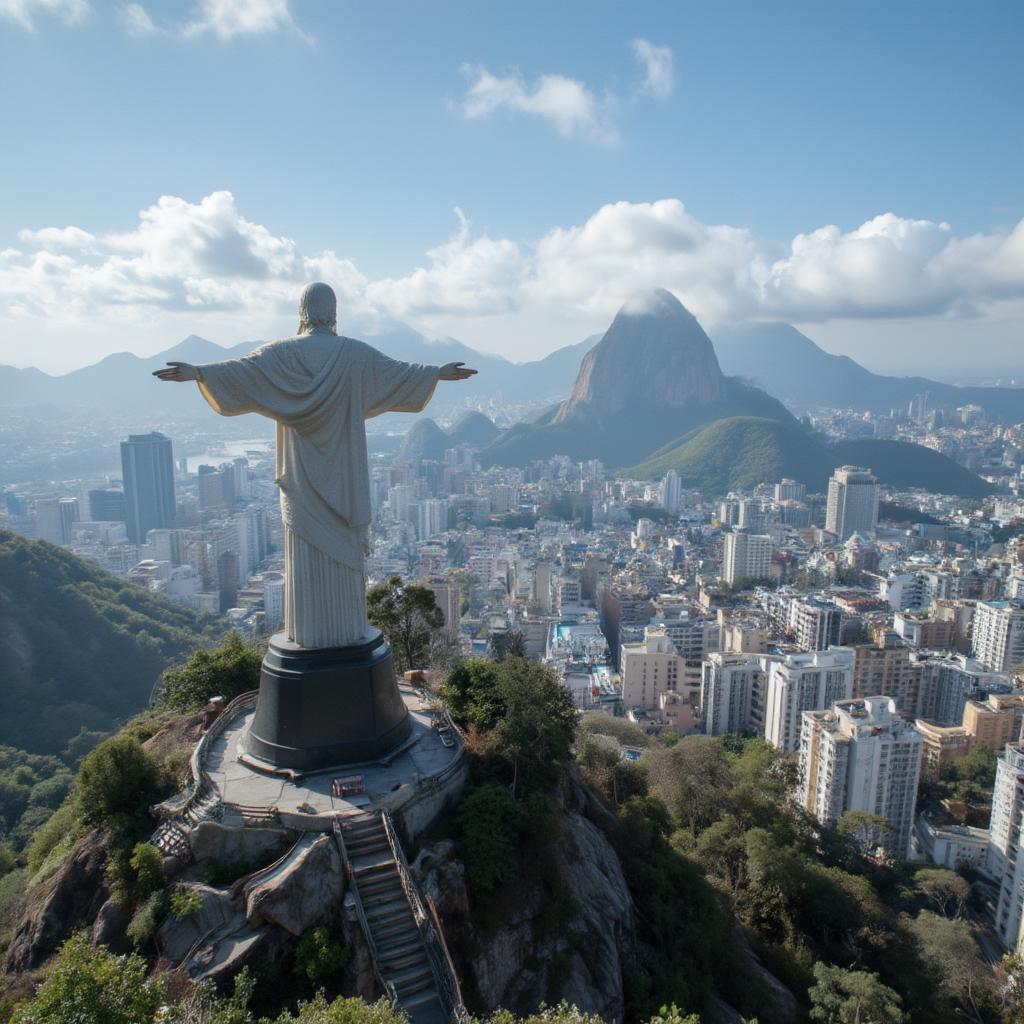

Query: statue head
[297,282,337,335]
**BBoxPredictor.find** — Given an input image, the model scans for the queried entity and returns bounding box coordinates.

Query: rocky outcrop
[5,830,108,972]
[244,834,344,937]
[188,822,293,867]
[414,772,636,1023]
[555,289,726,424]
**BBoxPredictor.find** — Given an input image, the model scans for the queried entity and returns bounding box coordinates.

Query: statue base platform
[244,629,412,771]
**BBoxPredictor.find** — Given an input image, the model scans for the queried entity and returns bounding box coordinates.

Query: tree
[646,737,734,835]
[269,995,408,1024]
[808,963,904,1024]
[76,735,160,830]
[366,576,444,673]
[913,868,970,919]
[155,632,263,713]
[907,912,993,1023]
[489,629,527,661]
[10,932,164,1024]
[837,811,894,857]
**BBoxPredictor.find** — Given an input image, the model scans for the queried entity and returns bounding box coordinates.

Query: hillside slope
[627,417,994,497]
[0,530,223,754]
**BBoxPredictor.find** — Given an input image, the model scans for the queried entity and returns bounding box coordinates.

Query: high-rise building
[987,745,1024,949]
[416,498,449,541]
[962,693,1024,752]
[789,596,843,651]
[121,432,175,543]
[620,628,682,710]
[799,696,922,858]
[88,488,126,523]
[774,478,806,503]
[701,652,767,736]
[972,600,1024,673]
[825,466,879,541]
[57,498,79,543]
[263,573,285,632]
[721,532,772,586]
[426,577,462,638]
[197,465,236,510]
[764,648,855,752]
[851,633,928,719]
[33,497,65,544]
[659,470,682,514]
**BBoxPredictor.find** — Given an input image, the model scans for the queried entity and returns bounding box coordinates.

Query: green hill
[482,378,796,468]
[626,417,995,498]
[0,530,224,754]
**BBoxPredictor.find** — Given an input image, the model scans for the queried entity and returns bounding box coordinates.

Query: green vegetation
[0,529,223,754]
[9,932,165,1024]
[921,744,998,807]
[0,747,73,859]
[76,735,161,831]
[807,963,903,1024]
[366,576,445,673]
[293,926,352,987]
[626,417,992,498]
[154,632,264,712]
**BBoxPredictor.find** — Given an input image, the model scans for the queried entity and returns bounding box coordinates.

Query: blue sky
[0,0,1021,376]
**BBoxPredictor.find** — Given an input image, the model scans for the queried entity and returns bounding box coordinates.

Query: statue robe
[196,330,439,648]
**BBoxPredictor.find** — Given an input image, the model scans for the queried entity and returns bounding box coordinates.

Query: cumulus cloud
[631,38,675,99]
[2,191,1023,364]
[457,64,619,146]
[182,0,311,43]
[0,0,89,30]
[117,2,157,37]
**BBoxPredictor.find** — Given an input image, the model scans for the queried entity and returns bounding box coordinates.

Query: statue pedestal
[244,629,411,771]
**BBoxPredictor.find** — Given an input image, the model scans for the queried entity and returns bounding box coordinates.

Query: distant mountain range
[713,322,1024,421]
[479,290,996,498]
[0,321,598,419]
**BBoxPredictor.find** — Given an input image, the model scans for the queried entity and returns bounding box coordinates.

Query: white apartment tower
[659,470,682,514]
[825,466,880,541]
[972,600,1024,674]
[701,652,767,736]
[799,696,922,858]
[764,648,855,752]
[722,532,772,586]
[988,745,1024,951]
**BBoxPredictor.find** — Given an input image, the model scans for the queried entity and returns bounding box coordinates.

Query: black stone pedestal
[244,629,411,771]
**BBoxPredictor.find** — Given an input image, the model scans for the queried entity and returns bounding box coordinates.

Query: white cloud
[457,64,618,146]
[182,0,311,43]
[3,191,1023,370]
[631,38,674,99]
[118,2,157,37]
[0,0,88,30]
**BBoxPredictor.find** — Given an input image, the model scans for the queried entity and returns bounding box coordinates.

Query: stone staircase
[336,813,456,1024]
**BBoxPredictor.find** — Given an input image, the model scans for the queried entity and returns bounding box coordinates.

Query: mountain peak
[555,289,725,423]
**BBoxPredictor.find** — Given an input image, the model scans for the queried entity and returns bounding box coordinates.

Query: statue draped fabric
[197,330,439,648]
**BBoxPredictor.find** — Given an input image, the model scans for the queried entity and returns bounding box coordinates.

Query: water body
[185,439,273,473]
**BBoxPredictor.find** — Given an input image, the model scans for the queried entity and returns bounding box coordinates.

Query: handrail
[332,818,401,1010]
[380,811,468,1024]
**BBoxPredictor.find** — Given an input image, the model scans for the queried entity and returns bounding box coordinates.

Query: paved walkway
[203,686,461,823]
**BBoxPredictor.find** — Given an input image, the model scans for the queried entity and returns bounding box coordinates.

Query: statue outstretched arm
[153,361,203,382]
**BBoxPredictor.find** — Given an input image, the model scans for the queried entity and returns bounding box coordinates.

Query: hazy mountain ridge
[714,322,1024,421]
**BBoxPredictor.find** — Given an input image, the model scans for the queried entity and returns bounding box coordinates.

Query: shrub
[130,842,165,899]
[155,633,263,713]
[294,925,352,985]
[76,735,160,830]
[126,891,167,949]
[457,784,526,892]
[170,885,204,919]
[9,931,165,1024]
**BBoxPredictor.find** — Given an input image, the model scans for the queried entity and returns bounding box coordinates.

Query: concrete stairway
[338,813,449,1024]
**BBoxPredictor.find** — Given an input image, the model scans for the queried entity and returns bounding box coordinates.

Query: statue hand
[153,361,203,383]
[439,362,478,381]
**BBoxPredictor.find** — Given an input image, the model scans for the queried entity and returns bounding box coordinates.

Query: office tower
[58,498,79,542]
[721,532,772,586]
[764,648,855,752]
[701,652,767,736]
[825,466,879,541]
[659,470,682,514]
[121,432,175,543]
[619,628,682,710]
[799,696,922,858]
[217,550,239,613]
[774,478,806,503]
[88,488,127,522]
[972,600,1024,673]
[34,497,65,544]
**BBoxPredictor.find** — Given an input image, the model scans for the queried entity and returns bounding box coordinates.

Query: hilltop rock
[400,417,450,461]
[448,410,501,447]
[555,289,726,424]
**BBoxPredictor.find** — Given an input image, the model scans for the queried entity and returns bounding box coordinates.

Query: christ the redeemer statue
[154,282,476,650]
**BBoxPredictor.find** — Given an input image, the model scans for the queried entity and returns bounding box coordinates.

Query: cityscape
[1,2,1023,1023]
